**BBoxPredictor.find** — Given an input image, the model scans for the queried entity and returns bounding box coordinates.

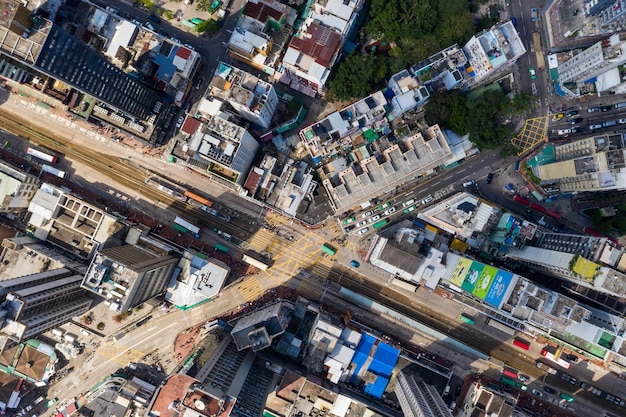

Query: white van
[144,22,155,31]
[402,199,415,208]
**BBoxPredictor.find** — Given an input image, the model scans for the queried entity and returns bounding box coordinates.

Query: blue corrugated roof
[350,333,375,383]
[368,342,399,377]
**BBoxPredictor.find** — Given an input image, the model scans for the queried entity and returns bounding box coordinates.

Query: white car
[619,118,626,124]
[176,115,185,129]
[557,128,571,136]
[369,215,381,223]
[422,195,433,204]
[462,179,475,187]
[362,211,374,218]
[383,207,396,215]
[356,220,367,227]
[357,227,369,235]
[402,199,416,208]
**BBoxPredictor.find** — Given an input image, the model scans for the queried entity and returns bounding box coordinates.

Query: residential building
[209,61,279,129]
[533,135,626,193]
[417,192,500,242]
[411,44,468,92]
[300,90,389,160]
[164,251,231,310]
[279,20,342,96]
[79,374,156,417]
[187,115,260,185]
[0,161,39,214]
[456,380,515,417]
[319,124,453,214]
[599,0,626,27]
[388,69,430,118]
[230,301,293,351]
[243,155,317,217]
[26,183,128,259]
[0,268,92,342]
[394,369,453,417]
[585,0,616,16]
[308,0,365,37]
[81,245,177,312]
[462,21,526,86]
[227,0,297,72]
[558,33,626,86]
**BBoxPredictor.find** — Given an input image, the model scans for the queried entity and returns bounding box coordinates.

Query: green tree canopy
[327,54,388,101]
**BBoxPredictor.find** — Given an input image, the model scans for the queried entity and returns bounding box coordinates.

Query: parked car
[601,105,612,112]
[362,211,374,218]
[462,179,476,187]
[356,221,367,227]
[357,227,369,235]
[402,199,416,208]
[569,117,583,124]
[557,129,571,136]
[176,115,184,129]
[486,172,494,184]
[531,7,539,22]
[404,205,417,213]
[517,374,530,383]
[350,260,360,268]
[587,107,600,113]
[529,67,537,79]
[421,195,433,204]
[531,389,543,397]
[571,126,583,133]
[566,110,579,117]
[343,217,355,225]
[566,353,578,362]
[543,386,557,394]
[369,215,381,223]
[619,118,626,124]
[589,123,603,130]
[383,207,396,215]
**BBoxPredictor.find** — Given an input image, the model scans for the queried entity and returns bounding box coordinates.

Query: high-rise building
[394,370,453,417]
[0,161,39,214]
[82,245,177,312]
[0,268,92,342]
[209,61,279,129]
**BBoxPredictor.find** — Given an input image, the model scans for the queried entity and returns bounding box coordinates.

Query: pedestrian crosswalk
[238,276,265,302]
[97,341,144,365]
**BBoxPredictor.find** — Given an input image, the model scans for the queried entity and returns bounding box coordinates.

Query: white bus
[242,252,271,270]
[41,164,68,179]
[26,147,57,163]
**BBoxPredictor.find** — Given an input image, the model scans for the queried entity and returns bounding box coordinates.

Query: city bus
[174,216,201,238]
[26,147,57,163]
[459,313,475,326]
[214,243,229,253]
[513,337,531,350]
[242,252,271,271]
[184,190,213,207]
[41,164,68,179]
[541,348,571,369]
[321,243,336,256]
[372,219,389,229]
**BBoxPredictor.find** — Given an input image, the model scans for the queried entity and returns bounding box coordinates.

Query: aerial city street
[1,0,626,416]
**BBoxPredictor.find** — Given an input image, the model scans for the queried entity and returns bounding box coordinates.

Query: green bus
[215,244,229,253]
[372,219,389,229]
[321,243,336,256]
[559,393,574,403]
[190,18,205,25]
[459,313,475,325]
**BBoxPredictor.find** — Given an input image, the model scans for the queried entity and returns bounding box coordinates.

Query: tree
[327,54,388,101]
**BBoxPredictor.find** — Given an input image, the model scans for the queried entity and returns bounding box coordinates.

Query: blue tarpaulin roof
[368,342,399,377]
[364,376,389,398]
[350,333,375,383]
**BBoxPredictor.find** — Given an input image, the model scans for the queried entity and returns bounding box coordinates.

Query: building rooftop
[0,0,51,65]
[230,302,293,351]
[148,374,197,417]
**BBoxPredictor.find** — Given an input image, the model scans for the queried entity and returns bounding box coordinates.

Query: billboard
[473,265,498,299]
[448,257,516,309]
[450,258,473,287]
[484,270,515,307]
